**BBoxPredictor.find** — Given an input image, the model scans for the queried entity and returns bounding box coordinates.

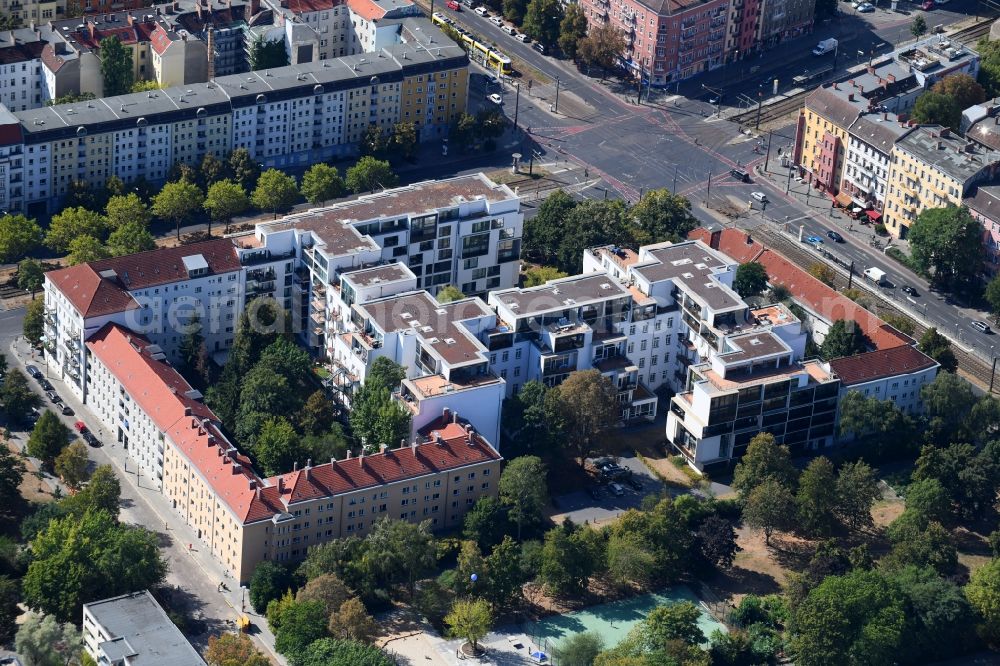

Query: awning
[867,210,882,221]
[835,192,854,207]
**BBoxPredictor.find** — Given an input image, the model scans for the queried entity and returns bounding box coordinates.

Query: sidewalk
[6,336,286,665]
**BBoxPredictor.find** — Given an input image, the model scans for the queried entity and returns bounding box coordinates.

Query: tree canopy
[253,169,299,218]
[100,35,134,96]
[908,205,982,290]
[733,262,768,297]
[346,157,398,193]
[0,214,42,263]
[301,164,346,205]
[820,319,869,360]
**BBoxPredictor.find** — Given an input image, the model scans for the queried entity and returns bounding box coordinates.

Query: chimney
[359,448,365,466]
[88,22,95,40]
[433,431,443,445]
[126,14,134,26]
[379,443,387,454]
[346,450,352,460]
[883,112,888,120]
[848,93,855,102]
[206,28,215,79]
[330,456,336,465]
[278,478,285,492]
[255,485,261,499]
[293,461,298,471]
[411,440,418,455]
[442,406,450,421]
[452,410,458,423]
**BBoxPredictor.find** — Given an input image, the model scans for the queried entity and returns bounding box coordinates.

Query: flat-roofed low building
[82,590,206,666]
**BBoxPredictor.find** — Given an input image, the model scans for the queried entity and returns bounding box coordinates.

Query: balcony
[247,279,275,295]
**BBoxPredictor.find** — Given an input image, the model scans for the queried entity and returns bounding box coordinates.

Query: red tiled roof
[46,238,240,318]
[40,44,68,74]
[690,228,914,351]
[829,344,938,385]
[276,421,501,506]
[149,24,173,56]
[86,323,274,523]
[287,0,342,12]
[346,0,386,21]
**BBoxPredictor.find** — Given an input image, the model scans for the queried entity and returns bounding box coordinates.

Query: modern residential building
[6,19,467,215]
[42,238,245,402]
[82,591,207,666]
[883,125,1000,239]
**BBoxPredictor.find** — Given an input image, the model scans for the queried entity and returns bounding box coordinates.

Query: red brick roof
[149,24,173,56]
[346,0,386,21]
[690,228,913,351]
[85,323,275,523]
[276,421,501,506]
[829,344,938,385]
[46,238,240,318]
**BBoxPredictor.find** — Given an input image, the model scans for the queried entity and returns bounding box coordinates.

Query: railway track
[950,18,994,46]
[750,225,997,390]
[730,90,809,126]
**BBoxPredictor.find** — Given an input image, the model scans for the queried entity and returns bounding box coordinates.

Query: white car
[488,93,503,105]
[516,32,530,42]
[857,2,875,11]
[490,15,504,26]
[751,191,769,204]
[474,6,488,16]
[502,25,516,36]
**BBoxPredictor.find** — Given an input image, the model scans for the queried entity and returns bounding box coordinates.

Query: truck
[863,267,887,285]
[812,38,838,56]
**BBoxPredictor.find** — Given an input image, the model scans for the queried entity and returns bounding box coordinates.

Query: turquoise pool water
[520,586,726,653]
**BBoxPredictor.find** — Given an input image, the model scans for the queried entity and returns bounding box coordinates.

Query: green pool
[520,586,726,653]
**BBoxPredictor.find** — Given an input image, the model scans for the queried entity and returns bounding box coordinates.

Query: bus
[431,13,512,75]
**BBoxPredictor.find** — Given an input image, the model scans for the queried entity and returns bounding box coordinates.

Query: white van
[863,267,887,285]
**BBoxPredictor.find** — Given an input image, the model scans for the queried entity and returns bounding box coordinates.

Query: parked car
[516,33,530,42]
[532,42,545,54]
[857,2,875,12]
[901,285,919,297]
[61,404,74,416]
[45,391,62,404]
[39,378,53,391]
[609,482,625,497]
[83,431,101,447]
[625,476,643,491]
[490,15,504,26]
[25,364,41,378]
[446,0,461,10]
[488,93,503,105]
[502,24,516,36]
[74,420,88,433]
[826,230,844,242]
[805,235,824,248]
[972,320,992,334]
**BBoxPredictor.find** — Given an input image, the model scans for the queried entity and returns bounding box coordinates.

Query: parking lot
[550,455,669,526]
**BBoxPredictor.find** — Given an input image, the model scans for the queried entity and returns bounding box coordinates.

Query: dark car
[827,230,844,243]
[901,285,919,297]
[625,476,643,491]
[45,391,62,404]
[61,404,74,416]
[83,431,102,447]
[25,365,41,378]
[39,379,53,391]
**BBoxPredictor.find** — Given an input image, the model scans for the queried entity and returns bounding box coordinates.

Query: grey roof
[848,113,909,153]
[967,116,1000,151]
[804,85,864,128]
[632,242,743,311]
[895,125,1000,184]
[718,331,790,365]
[964,184,1000,219]
[83,591,206,666]
[343,262,415,287]
[491,273,631,317]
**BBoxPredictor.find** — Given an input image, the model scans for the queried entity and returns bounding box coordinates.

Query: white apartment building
[42,238,246,402]
[0,106,24,213]
[829,344,938,415]
[0,33,45,112]
[842,114,911,212]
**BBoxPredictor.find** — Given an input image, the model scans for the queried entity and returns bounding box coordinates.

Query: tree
[436,285,465,303]
[577,23,627,75]
[204,179,250,233]
[45,207,106,253]
[62,464,120,518]
[539,523,602,596]
[807,262,836,286]
[834,460,881,530]
[106,219,156,256]
[553,631,604,666]
[820,319,869,360]
[300,164,346,205]
[0,214,42,263]
[920,371,977,444]
[909,205,982,290]
[731,432,796,499]
[297,389,336,436]
[67,234,110,265]
[272,599,329,661]
[790,569,907,666]
[911,15,927,39]
[0,442,24,514]
[733,262,768,297]
[104,192,150,230]
[229,148,260,192]
[796,457,838,536]
[523,265,567,287]
[248,36,289,70]
[23,510,166,622]
[327,597,378,643]
[16,258,45,299]
[26,410,70,471]
[21,299,45,348]
[499,456,548,540]
[445,598,493,652]
[503,0,527,24]
[882,312,916,336]
[695,515,740,569]
[891,565,976,662]
[884,514,956,574]
[299,639,396,666]
[558,3,588,59]
[502,380,562,458]
[644,601,705,648]
[743,478,794,546]
[100,35,133,96]
[912,92,961,131]
[249,561,293,613]
[252,169,299,219]
[522,0,563,46]
[631,188,698,245]
[54,440,89,489]
[549,370,617,463]
[199,152,228,187]
[463,496,511,551]
[14,613,81,666]
[914,327,955,372]
[296,573,351,615]
[932,72,986,111]
[966,558,1000,646]
[483,536,524,610]
[364,518,437,597]
[606,531,655,590]
[903,477,951,525]
[350,358,410,451]
[253,416,307,476]
[359,123,389,158]
[835,391,915,454]
[523,190,577,263]
[448,113,478,152]
[0,575,19,644]
[391,121,418,161]
[152,179,204,241]
[346,156,398,193]
[205,633,271,666]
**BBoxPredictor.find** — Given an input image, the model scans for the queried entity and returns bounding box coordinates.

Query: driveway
[550,455,666,525]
